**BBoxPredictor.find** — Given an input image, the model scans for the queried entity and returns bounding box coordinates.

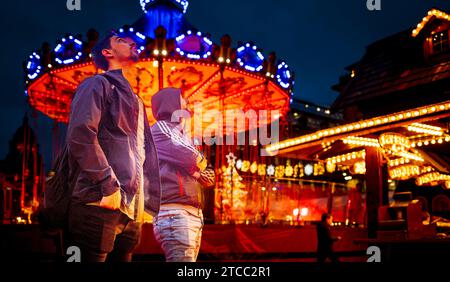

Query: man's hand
[99,189,122,210]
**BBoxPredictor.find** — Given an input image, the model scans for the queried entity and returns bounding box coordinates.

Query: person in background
[317,213,341,263]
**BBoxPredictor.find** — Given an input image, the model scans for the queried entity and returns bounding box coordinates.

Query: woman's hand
[192,171,201,179]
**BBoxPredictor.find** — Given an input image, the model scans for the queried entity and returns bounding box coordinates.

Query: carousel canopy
[265,100,450,188]
[23,0,293,134]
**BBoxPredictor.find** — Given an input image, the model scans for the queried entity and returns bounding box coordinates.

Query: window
[431,30,450,54]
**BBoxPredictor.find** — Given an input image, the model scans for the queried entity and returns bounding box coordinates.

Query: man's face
[104,36,139,66]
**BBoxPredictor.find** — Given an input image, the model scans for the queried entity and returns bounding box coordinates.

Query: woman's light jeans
[153,208,203,262]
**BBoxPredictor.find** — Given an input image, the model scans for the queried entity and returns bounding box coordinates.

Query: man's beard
[129,51,139,63]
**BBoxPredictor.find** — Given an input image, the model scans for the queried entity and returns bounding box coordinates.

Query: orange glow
[412,9,450,37]
[266,101,450,153]
[27,58,290,132]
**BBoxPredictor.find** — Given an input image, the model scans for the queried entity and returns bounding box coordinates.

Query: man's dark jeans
[66,202,142,262]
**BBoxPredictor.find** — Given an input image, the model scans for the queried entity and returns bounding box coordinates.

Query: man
[151,88,212,262]
[317,213,341,263]
[66,31,161,262]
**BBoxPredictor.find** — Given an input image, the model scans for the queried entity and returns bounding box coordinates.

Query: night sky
[1,0,449,170]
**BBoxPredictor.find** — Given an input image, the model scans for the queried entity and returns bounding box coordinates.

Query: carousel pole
[20,117,29,210]
[218,64,226,222]
[214,142,221,222]
[158,56,163,90]
[365,146,384,238]
[32,144,38,210]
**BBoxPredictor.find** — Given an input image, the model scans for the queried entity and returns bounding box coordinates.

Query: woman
[150,87,214,262]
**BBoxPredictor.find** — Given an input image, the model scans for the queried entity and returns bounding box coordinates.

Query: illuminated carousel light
[342,136,379,147]
[116,27,147,53]
[379,133,410,152]
[54,35,83,65]
[445,181,450,189]
[388,164,421,180]
[409,134,450,148]
[236,42,264,72]
[26,52,41,80]
[257,164,266,176]
[416,172,450,186]
[407,123,443,136]
[300,208,308,217]
[351,161,366,175]
[276,61,293,89]
[388,157,411,167]
[236,159,243,170]
[267,165,275,176]
[412,9,450,37]
[136,32,146,40]
[285,164,294,177]
[140,0,189,13]
[175,30,213,60]
[396,151,424,162]
[304,164,314,176]
[326,150,366,165]
[326,162,336,173]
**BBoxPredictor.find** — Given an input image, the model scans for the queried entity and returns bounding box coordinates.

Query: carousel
[23,0,294,223]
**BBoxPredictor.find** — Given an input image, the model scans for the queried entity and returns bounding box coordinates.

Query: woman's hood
[151,87,182,122]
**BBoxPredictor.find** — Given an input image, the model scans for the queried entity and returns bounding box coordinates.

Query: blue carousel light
[236,42,264,72]
[140,0,189,14]
[276,61,293,89]
[175,30,213,60]
[54,35,83,65]
[26,52,42,80]
[116,26,147,54]
[136,32,146,40]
